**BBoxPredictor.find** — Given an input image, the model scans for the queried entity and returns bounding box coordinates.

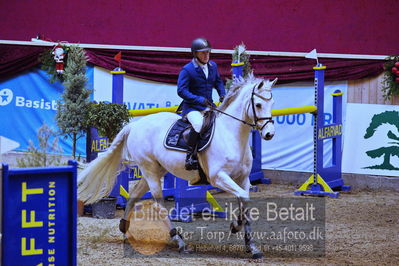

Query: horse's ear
[271,77,278,86]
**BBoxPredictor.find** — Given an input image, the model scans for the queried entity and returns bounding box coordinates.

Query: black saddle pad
[164,114,215,152]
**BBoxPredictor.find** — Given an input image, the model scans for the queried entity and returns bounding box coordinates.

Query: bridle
[249,85,275,131]
[212,83,274,130]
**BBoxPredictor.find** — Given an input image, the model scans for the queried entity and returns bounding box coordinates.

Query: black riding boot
[185,129,200,170]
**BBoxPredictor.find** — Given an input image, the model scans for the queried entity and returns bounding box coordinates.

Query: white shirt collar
[193,58,209,78]
[192,58,211,68]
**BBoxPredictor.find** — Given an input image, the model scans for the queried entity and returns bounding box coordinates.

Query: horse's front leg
[229,167,252,234]
[231,167,263,259]
[230,198,244,233]
[212,170,262,258]
[211,170,248,234]
[230,196,263,259]
[240,197,263,259]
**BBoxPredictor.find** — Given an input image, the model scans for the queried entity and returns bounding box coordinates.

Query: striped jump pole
[130,105,317,117]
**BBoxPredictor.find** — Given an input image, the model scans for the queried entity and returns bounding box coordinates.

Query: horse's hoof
[179,245,194,254]
[252,252,263,259]
[230,222,239,234]
[119,218,130,234]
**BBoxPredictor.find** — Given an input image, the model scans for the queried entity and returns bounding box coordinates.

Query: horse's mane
[218,73,264,112]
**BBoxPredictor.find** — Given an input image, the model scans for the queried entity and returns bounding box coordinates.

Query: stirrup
[185,156,198,170]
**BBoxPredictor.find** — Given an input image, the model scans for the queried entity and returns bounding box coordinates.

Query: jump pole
[130,105,317,117]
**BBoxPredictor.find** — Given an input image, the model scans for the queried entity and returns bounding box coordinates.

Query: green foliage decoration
[225,43,253,89]
[232,44,252,78]
[86,102,131,142]
[381,55,399,100]
[55,45,91,158]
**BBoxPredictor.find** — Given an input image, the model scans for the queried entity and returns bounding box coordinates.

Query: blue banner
[0,66,93,156]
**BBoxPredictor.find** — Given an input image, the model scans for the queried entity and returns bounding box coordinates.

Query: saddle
[164,111,216,152]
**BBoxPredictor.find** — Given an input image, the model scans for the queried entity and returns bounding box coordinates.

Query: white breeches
[187,110,204,133]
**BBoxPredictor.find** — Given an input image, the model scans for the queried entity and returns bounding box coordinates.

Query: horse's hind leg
[119,163,164,233]
[127,162,191,253]
[144,172,191,253]
[119,177,150,233]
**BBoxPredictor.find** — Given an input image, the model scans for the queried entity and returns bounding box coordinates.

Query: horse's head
[249,78,277,140]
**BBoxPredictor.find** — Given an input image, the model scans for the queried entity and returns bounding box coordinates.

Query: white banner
[93,66,348,172]
[94,67,220,111]
[342,103,399,176]
[262,82,347,172]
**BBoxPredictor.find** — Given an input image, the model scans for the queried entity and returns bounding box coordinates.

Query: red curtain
[0,44,385,84]
[0,44,47,81]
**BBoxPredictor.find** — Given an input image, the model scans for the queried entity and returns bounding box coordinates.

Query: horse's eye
[256,103,262,108]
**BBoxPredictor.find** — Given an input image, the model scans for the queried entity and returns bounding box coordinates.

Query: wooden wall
[348,73,399,105]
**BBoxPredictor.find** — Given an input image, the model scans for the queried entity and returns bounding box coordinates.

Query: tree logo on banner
[363,111,399,170]
[0,88,13,106]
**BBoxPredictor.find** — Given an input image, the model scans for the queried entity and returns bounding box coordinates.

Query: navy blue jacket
[177,59,226,115]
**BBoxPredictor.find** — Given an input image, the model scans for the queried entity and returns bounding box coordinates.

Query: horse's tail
[78,124,131,204]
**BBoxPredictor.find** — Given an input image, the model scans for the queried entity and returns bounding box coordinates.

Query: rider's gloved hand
[202,98,215,108]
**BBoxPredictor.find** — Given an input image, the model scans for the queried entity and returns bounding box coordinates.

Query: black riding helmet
[191,38,211,55]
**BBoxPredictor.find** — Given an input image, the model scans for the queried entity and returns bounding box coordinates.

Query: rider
[177,37,226,170]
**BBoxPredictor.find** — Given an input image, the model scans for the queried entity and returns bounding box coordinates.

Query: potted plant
[85,101,131,143]
[83,101,131,218]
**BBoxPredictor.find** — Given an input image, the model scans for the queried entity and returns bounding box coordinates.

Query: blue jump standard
[1,161,78,266]
[294,64,350,198]
[168,177,226,222]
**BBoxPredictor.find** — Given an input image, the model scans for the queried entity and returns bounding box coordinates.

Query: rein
[212,107,256,127]
[212,84,274,130]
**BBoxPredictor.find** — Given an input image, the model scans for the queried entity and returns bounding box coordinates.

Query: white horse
[78,74,277,259]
